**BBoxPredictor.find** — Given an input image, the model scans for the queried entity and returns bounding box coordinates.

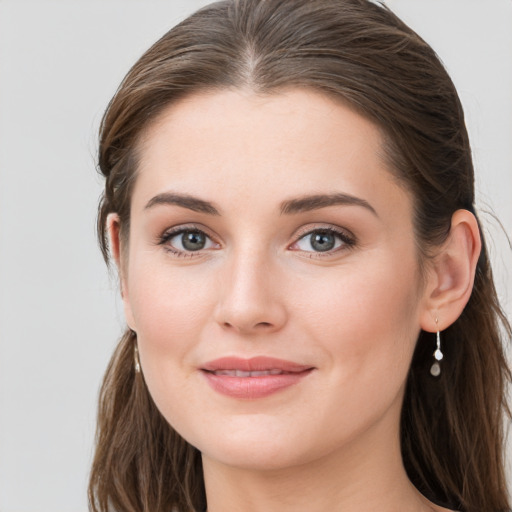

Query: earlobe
[420,209,481,332]
[106,213,137,331]
[107,213,122,268]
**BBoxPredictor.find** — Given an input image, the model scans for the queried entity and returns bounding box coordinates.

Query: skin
[109,89,480,512]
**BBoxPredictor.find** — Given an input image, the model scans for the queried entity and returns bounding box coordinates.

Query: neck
[202,407,436,512]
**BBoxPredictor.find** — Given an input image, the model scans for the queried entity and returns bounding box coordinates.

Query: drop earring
[132,330,141,374]
[430,318,443,377]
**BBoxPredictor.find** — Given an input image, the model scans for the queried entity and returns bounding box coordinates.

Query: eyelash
[290,226,356,258]
[157,224,356,258]
[157,225,218,258]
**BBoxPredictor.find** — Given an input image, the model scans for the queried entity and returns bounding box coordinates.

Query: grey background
[0,1,510,511]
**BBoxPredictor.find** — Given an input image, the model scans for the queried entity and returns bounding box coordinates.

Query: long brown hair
[89,1,511,511]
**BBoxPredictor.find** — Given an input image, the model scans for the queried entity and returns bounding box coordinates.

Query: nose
[213,250,288,335]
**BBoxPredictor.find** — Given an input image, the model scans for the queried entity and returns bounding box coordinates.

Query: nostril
[221,321,273,331]
[256,322,272,328]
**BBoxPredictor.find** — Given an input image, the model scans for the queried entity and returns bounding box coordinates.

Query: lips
[200,356,314,399]
[211,369,285,377]
[202,356,313,373]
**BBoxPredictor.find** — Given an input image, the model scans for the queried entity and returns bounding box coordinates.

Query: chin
[176,414,314,471]
[183,414,350,473]
[202,441,308,472]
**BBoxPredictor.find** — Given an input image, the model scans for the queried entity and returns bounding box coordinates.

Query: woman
[88,1,511,511]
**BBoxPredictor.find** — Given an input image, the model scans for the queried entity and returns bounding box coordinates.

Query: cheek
[126,259,217,390]
[296,255,422,379]
[128,251,215,330]
[283,255,423,449]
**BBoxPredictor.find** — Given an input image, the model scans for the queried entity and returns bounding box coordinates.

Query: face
[117,89,431,471]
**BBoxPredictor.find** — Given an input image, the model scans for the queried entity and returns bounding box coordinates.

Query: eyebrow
[144,192,220,215]
[280,193,378,216]
[144,191,377,217]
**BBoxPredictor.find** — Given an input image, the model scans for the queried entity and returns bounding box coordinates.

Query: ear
[107,213,137,331]
[420,209,481,332]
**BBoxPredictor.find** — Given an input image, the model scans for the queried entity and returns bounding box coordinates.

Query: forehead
[140,88,383,167]
[133,88,412,223]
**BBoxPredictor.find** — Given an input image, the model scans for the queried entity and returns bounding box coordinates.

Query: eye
[160,227,218,254]
[291,227,355,254]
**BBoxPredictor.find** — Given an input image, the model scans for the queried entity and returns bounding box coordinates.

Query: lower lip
[201,370,313,399]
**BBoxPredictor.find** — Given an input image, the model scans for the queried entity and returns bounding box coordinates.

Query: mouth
[201,356,314,373]
[200,356,315,399]
[207,369,291,377]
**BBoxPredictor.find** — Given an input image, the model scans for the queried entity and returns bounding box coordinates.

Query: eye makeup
[156,221,357,260]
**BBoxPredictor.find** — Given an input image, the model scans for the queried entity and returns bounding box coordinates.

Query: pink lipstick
[201,356,314,399]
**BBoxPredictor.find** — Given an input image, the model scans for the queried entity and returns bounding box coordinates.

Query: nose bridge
[215,243,286,334]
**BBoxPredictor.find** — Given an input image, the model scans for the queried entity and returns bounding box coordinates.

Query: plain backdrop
[0,1,511,511]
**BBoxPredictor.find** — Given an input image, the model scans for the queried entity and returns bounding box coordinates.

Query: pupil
[182,231,206,251]
[311,232,335,252]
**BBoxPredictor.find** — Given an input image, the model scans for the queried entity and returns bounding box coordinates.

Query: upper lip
[201,356,314,373]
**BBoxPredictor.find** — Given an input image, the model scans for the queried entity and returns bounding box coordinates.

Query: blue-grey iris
[182,231,206,251]
[311,232,335,252]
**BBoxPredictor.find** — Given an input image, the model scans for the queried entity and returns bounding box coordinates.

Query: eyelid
[288,224,356,255]
[293,223,355,240]
[157,223,221,256]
